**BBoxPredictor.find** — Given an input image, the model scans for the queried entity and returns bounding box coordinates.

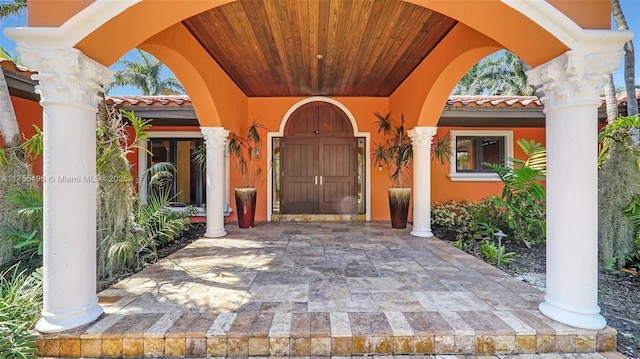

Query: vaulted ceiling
[182,0,457,97]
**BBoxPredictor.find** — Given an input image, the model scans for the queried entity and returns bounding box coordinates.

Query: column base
[411,229,434,238]
[539,299,606,330]
[36,300,103,333]
[204,229,227,238]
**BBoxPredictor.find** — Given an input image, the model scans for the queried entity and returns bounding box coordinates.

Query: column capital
[17,47,114,110]
[526,49,624,111]
[201,127,230,148]
[408,126,438,148]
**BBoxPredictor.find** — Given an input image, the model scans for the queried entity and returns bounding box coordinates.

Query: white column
[201,127,229,237]
[17,48,113,333]
[527,49,624,330]
[408,127,438,238]
[224,143,232,215]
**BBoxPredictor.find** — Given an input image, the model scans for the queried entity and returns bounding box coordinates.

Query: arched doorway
[276,101,361,216]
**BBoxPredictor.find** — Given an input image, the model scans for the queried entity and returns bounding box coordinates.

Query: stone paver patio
[37,222,619,358]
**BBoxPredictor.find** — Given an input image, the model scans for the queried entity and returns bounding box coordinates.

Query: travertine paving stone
[36,222,622,358]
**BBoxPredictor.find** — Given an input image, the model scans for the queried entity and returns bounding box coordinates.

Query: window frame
[138,131,218,214]
[147,137,206,207]
[448,130,513,182]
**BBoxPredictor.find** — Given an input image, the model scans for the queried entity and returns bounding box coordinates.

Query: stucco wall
[431,126,546,204]
[8,95,43,177]
[7,93,548,223]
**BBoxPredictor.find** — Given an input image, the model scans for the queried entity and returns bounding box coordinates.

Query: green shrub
[431,200,473,227]
[451,199,507,244]
[0,147,39,269]
[599,117,640,269]
[485,139,546,244]
[479,240,514,267]
[0,265,42,359]
[0,189,43,268]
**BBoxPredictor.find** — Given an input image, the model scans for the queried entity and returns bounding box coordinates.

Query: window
[148,138,206,207]
[448,130,513,181]
[138,131,210,210]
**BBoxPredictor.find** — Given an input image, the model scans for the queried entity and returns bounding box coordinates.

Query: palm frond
[192,144,207,170]
[0,0,26,18]
[228,119,266,188]
[373,112,392,135]
[107,49,185,95]
[20,125,43,164]
[431,135,451,165]
[5,189,43,220]
[0,147,7,167]
[371,112,413,187]
[0,46,20,64]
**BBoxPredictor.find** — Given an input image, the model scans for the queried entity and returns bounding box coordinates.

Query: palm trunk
[0,69,21,148]
[612,0,638,116]
[518,58,541,96]
[603,73,618,124]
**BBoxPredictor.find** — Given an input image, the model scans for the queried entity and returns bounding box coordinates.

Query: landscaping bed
[433,225,640,358]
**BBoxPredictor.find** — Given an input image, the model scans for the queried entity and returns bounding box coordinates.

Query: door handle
[320,175,323,185]
[314,176,318,185]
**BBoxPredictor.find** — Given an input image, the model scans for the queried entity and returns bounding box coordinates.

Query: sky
[1,0,639,96]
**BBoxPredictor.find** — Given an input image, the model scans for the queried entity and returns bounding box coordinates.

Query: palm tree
[0,0,26,149]
[0,0,25,18]
[603,73,618,123]
[453,51,534,96]
[106,49,185,95]
[611,0,637,117]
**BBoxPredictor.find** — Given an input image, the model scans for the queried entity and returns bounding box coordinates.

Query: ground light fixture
[494,230,508,269]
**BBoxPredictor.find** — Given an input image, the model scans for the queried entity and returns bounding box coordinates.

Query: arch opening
[267,97,371,221]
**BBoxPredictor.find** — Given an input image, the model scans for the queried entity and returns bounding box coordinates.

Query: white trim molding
[501,0,632,52]
[448,129,513,182]
[268,96,371,221]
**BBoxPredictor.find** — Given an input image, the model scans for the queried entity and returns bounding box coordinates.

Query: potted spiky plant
[372,112,414,228]
[228,119,266,228]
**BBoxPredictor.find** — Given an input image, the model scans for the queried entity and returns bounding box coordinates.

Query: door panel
[281,138,318,213]
[280,101,358,215]
[318,138,357,214]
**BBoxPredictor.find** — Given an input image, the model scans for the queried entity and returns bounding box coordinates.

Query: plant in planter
[228,119,266,228]
[372,112,413,228]
[372,112,452,228]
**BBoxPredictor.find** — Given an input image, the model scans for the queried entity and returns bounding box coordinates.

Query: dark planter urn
[235,188,257,228]
[388,188,411,229]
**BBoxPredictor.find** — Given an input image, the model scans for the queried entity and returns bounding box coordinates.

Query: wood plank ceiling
[182,0,457,97]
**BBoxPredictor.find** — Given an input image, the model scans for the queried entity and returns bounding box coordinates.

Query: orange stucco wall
[431,127,546,204]
[140,23,248,129]
[405,0,570,68]
[9,96,43,177]
[390,23,502,128]
[27,0,94,27]
[246,97,391,222]
[20,0,606,224]
[230,98,548,222]
[27,0,599,67]
[547,0,611,29]
[3,93,552,223]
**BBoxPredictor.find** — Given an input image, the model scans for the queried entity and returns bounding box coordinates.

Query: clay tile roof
[447,95,542,107]
[615,89,640,107]
[0,58,35,77]
[106,95,192,107]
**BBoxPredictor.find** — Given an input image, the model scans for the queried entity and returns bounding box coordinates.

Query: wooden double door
[281,137,357,214]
